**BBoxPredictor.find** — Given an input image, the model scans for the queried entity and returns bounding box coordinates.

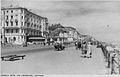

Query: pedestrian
[43,42,46,46]
[78,41,82,50]
[81,42,87,57]
[75,41,78,50]
[10,39,13,47]
[86,42,92,58]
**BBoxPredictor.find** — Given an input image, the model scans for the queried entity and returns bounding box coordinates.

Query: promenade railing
[111,53,120,74]
[99,43,120,75]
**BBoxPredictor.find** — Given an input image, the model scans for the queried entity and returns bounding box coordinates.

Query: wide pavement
[1,45,107,75]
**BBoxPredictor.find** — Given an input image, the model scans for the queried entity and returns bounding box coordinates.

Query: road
[1,44,54,55]
[1,46,107,75]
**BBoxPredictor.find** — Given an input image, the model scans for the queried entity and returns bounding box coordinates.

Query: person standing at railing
[86,42,92,58]
[113,46,120,74]
[105,45,115,68]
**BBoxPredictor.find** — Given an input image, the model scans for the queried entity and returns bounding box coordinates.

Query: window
[27,23,29,27]
[3,11,5,14]
[15,21,18,26]
[6,10,8,13]
[13,37,16,41]
[6,16,8,20]
[6,29,9,33]
[6,21,8,26]
[5,37,7,43]
[21,16,23,19]
[21,36,23,40]
[11,16,13,19]
[11,29,13,33]
[11,21,13,26]
[11,10,13,13]
[24,22,26,26]
[21,29,23,33]
[16,29,19,33]
[21,22,23,26]
[34,24,36,28]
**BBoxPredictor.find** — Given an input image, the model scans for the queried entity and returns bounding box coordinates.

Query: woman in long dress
[86,42,92,58]
[81,42,87,57]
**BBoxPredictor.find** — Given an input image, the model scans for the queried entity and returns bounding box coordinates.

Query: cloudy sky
[1,0,120,42]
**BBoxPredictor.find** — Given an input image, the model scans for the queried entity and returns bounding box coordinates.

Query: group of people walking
[54,41,65,51]
[75,40,92,58]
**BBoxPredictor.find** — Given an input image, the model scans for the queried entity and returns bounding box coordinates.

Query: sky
[1,0,120,42]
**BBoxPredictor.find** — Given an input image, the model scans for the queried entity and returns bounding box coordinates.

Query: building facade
[50,27,80,42]
[1,7,49,45]
[41,18,49,36]
[65,27,79,42]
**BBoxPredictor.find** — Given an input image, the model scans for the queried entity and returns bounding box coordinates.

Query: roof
[4,27,20,29]
[1,7,27,10]
[1,7,47,19]
[65,26,76,30]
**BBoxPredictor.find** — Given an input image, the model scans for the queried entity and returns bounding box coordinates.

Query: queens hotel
[1,7,49,45]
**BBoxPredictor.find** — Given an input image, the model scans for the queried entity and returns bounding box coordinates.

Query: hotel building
[1,7,48,44]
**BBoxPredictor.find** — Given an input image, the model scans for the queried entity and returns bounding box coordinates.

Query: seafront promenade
[1,40,120,75]
[1,45,107,74]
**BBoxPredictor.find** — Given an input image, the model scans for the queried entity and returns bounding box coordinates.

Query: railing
[100,44,120,75]
[111,54,120,74]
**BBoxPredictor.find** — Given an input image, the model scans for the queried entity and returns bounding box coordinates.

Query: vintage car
[1,55,26,61]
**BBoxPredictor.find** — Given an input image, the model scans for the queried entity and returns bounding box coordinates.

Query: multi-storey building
[41,18,49,36]
[1,7,49,44]
[49,27,80,42]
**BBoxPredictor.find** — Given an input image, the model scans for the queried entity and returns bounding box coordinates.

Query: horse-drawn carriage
[54,42,65,51]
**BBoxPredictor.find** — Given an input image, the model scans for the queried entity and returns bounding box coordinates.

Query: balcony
[4,26,20,29]
[4,33,21,36]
